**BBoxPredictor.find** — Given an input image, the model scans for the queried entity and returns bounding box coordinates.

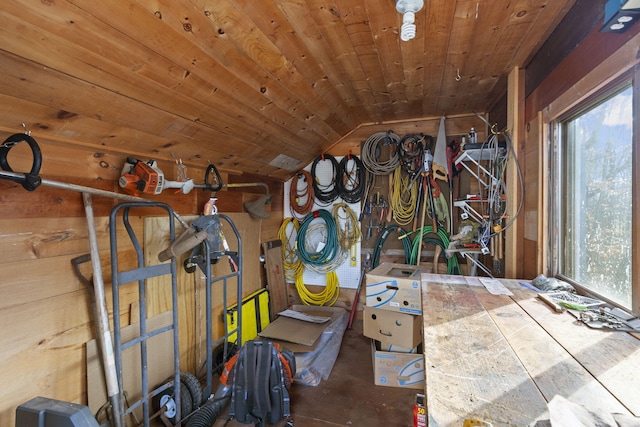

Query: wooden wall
[0,141,283,426]
[0,95,562,425]
[308,113,487,303]
[1,114,486,425]
[488,5,640,280]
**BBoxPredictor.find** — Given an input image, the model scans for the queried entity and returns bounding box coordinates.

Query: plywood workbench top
[421,274,640,426]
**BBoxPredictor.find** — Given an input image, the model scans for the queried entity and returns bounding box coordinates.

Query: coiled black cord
[336,154,367,204]
[311,154,340,205]
[397,133,425,177]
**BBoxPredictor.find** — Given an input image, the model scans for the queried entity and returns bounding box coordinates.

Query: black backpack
[227,340,296,426]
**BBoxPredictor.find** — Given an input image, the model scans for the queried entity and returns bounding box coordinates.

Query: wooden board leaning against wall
[0,138,281,426]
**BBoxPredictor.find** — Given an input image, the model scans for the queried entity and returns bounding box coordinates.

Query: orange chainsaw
[119,157,194,196]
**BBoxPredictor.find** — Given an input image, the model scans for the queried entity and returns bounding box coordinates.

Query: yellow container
[226,288,271,345]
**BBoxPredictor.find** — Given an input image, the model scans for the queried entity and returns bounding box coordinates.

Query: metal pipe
[0,170,190,228]
[193,181,270,196]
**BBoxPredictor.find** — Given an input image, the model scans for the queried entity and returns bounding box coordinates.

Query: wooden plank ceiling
[0,0,575,180]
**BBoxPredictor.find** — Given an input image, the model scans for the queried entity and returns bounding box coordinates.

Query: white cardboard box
[371,340,424,390]
[363,305,422,349]
[365,263,423,315]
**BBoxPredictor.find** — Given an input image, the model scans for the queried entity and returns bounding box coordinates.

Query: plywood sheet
[507,282,640,416]
[262,240,289,318]
[143,212,262,372]
[476,282,630,417]
[421,279,548,425]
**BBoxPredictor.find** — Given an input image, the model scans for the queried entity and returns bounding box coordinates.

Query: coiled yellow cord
[332,203,362,252]
[390,166,418,226]
[294,268,340,306]
[278,217,304,282]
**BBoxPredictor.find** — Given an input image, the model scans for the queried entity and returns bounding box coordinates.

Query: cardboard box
[366,263,424,314]
[363,306,422,349]
[258,305,345,353]
[371,340,424,389]
[377,340,420,354]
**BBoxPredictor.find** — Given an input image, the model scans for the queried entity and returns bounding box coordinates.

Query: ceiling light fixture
[396,0,424,41]
[600,0,640,33]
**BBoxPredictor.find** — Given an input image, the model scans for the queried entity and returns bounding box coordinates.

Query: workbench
[421,274,640,426]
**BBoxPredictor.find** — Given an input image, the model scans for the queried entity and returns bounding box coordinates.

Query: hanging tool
[416,149,436,265]
[347,252,371,329]
[83,193,125,427]
[119,157,195,196]
[0,133,190,228]
[424,150,437,231]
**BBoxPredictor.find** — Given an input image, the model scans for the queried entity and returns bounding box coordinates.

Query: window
[556,83,634,309]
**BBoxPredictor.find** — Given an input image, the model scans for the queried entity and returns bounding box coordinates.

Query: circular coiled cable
[390,165,418,226]
[296,209,344,274]
[361,131,401,175]
[332,203,362,252]
[397,133,425,177]
[311,154,340,205]
[294,268,340,306]
[336,154,367,203]
[289,170,315,220]
[278,217,304,283]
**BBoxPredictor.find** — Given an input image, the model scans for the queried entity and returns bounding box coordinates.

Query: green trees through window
[560,85,633,308]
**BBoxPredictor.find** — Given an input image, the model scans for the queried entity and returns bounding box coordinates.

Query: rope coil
[361,131,401,175]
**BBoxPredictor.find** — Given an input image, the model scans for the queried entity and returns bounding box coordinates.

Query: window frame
[545,59,640,315]
[550,76,635,309]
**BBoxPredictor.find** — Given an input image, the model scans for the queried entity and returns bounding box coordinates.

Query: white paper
[479,278,513,296]
[278,309,331,323]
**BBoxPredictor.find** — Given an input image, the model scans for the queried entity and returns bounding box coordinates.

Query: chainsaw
[119,157,194,196]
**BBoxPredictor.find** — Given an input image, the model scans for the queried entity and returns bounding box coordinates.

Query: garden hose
[371,225,412,268]
[296,209,343,274]
[409,226,461,274]
[294,268,340,306]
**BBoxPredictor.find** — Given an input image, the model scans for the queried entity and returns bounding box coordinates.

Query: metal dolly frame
[110,202,182,426]
[109,203,243,426]
[197,213,243,401]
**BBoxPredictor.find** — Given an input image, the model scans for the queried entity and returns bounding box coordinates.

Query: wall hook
[455,69,461,82]
[21,123,31,136]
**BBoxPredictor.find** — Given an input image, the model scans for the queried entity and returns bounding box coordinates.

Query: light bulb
[395,0,424,42]
[401,11,416,41]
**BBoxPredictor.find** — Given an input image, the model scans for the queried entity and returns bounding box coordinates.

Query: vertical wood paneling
[0,148,283,427]
[506,67,524,279]
[523,113,541,279]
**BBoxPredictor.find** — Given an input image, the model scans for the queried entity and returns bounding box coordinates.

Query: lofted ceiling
[0,0,576,180]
